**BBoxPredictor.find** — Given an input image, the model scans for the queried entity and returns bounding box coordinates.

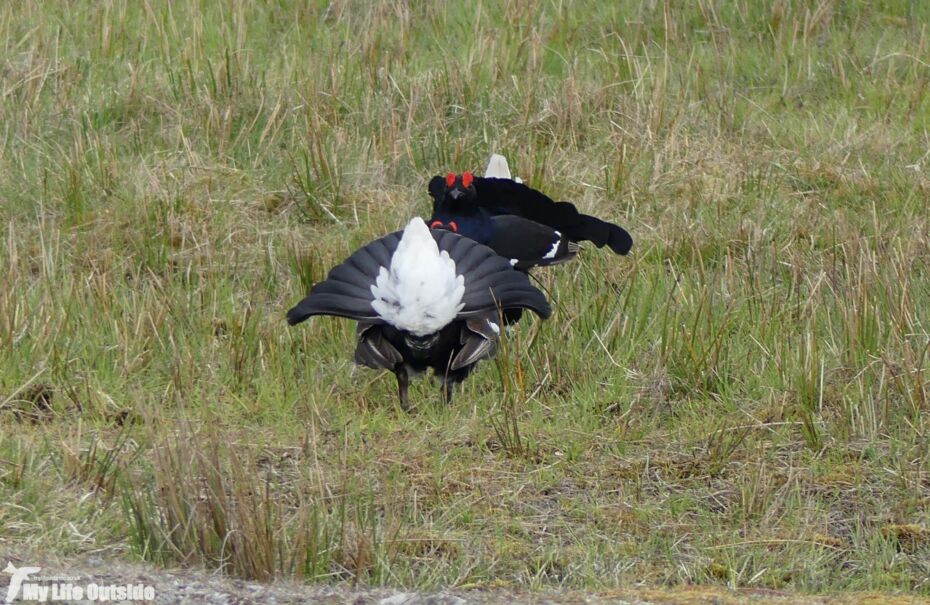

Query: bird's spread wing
[353,322,403,370]
[450,314,501,371]
[486,215,578,270]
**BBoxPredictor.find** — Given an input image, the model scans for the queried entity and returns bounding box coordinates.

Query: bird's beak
[449,189,463,200]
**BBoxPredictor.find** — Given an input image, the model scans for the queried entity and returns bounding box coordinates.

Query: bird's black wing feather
[473,177,633,255]
[450,314,500,371]
[485,215,576,269]
[354,322,403,369]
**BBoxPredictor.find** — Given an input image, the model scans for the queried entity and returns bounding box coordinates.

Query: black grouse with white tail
[428,171,580,271]
[286,217,551,408]
[428,157,633,268]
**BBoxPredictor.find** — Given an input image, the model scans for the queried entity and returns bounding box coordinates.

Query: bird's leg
[394,366,410,411]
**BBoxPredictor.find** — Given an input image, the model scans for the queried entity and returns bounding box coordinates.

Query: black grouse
[427,156,633,270]
[286,217,552,408]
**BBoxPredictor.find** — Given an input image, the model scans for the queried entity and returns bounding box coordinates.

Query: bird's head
[439,171,477,207]
[428,171,480,232]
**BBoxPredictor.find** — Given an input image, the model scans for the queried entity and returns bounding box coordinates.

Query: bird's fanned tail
[287,220,552,328]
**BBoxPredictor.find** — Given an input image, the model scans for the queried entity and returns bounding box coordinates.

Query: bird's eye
[445,172,456,187]
[448,220,459,232]
[429,220,443,229]
[462,171,473,188]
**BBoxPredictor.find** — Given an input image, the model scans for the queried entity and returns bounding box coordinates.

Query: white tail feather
[485,153,523,182]
[370,218,465,336]
[485,154,512,179]
[485,153,524,183]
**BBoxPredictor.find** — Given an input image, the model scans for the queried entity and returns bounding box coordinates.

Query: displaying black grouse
[286,217,551,408]
[427,158,633,270]
[428,171,579,271]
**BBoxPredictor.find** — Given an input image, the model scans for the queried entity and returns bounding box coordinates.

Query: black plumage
[287,223,551,408]
[353,314,500,404]
[428,173,633,263]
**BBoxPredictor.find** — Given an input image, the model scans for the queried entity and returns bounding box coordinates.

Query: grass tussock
[121,422,395,583]
[1,0,930,595]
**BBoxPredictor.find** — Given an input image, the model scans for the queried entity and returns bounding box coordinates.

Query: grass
[2,0,930,596]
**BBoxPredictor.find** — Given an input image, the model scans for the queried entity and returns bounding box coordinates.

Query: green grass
[2,0,930,596]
